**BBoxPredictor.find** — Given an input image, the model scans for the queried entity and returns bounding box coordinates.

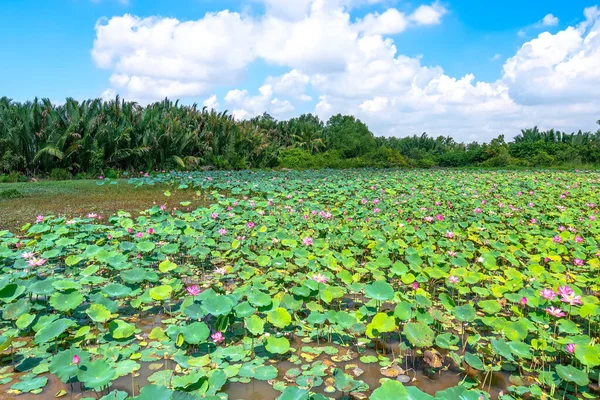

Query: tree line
[1,96,599,179]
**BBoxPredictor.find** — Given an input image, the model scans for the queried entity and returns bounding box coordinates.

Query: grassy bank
[0,179,207,233]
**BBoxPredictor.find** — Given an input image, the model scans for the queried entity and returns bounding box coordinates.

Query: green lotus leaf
[86,304,112,323]
[371,380,408,400]
[574,344,600,368]
[267,307,292,329]
[16,313,35,330]
[203,295,234,316]
[555,364,589,386]
[3,298,31,320]
[245,315,265,336]
[102,283,132,298]
[234,301,256,318]
[453,304,476,323]
[136,241,155,253]
[464,352,484,370]
[49,348,91,383]
[0,284,26,303]
[277,386,310,400]
[149,285,172,301]
[34,318,75,344]
[366,312,396,338]
[254,365,278,380]
[10,376,48,393]
[265,336,290,354]
[180,322,210,344]
[78,359,116,390]
[109,319,135,339]
[403,322,434,348]
[364,281,394,301]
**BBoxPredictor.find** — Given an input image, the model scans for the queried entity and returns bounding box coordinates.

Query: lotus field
[2,169,600,400]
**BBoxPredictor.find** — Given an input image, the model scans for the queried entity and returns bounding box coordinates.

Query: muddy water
[2,358,509,400]
[2,335,509,400]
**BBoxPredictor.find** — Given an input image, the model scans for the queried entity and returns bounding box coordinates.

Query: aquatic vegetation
[1,169,600,399]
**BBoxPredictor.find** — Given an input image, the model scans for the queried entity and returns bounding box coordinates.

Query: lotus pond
[1,169,600,400]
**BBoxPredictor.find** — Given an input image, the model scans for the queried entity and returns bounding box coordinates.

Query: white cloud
[540,13,559,27]
[93,2,600,141]
[409,2,447,26]
[203,94,219,110]
[224,84,294,119]
[266,69,312,101]
[93,1,446,101]
[503,8,600,106]
[490,53,502,61]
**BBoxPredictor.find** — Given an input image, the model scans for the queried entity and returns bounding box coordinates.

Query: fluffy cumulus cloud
[540,13,559,27]
[92,2,600,141]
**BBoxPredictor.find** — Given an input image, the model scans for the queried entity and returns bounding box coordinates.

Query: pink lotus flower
[558,226,566,232]
[186,285,200,296]
[218,228,227,236]
[146,228,154,234]
[573,258,584,266]
[436,214,444,221]
[474,208,482,214]
[72,355,80,365]
[211,213,218,219]
[135,232,144,239]
[21,252,34,259]
[546,306,566,318]
[28,258,46,267]
[574,236,584,243]
[448,275,459,284]
[373,198,380,204]
[566,344,576,354]
[412,282,419,290]
[303,237,313,246]
[211,331,224,343]
[553,236,562,243]
[373,208,381,213]
[520,297,528,306]
[445,231,455,239]
[539,288,556,301]
[127,228,133,233]
[311,273,328,284]
[87,213,97,219]
[246,221,255,229]
[36,215,44,223]
[160,205,167,211]
[558,286,574,297]
[561,293,582,306]
[214,267,227,275]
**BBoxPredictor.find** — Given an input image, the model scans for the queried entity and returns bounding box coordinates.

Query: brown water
[1,332,509,399]
[1,355,509,400]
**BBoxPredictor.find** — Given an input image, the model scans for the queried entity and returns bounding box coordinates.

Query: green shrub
[104,168,119,179]
[0,189,23,199]
[278,148,315,169]
[50,168,72,181]
[4,171,21,183]
[1,150,25,173]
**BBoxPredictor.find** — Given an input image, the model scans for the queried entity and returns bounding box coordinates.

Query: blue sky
[1,0,599,140]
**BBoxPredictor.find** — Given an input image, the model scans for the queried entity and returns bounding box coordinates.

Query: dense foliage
[1,169,600,399]
[1,96,600,178]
